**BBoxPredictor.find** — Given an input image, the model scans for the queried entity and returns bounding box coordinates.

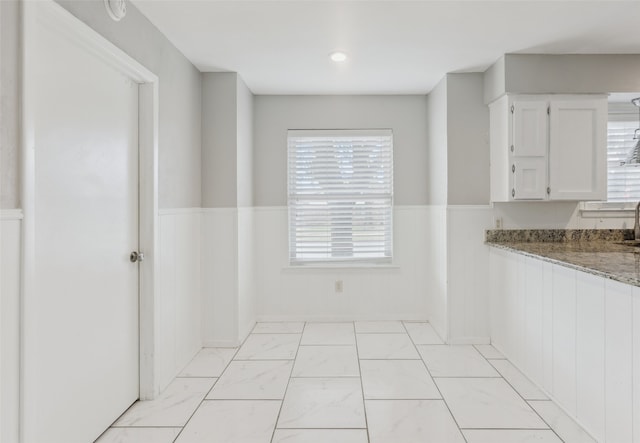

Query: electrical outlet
[495,217,503,229]
[334,280,343,293]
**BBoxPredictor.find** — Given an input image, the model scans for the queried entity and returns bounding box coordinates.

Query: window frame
[287,129,394,266]
[581,101,640,214]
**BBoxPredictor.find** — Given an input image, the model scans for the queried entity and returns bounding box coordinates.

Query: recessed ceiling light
[330,51,348,63]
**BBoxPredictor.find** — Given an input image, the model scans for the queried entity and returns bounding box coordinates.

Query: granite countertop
[485,229,640,287]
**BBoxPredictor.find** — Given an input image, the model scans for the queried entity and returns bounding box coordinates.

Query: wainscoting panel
[158,209,202,389]
[253,206,430,322]
[201,208,239,346]
[446,205,493,344]
[1,210,22,443]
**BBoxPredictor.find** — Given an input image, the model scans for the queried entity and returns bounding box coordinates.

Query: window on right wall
[607,100,640,202]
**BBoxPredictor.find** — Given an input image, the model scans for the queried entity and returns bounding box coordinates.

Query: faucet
[635,201,640,240]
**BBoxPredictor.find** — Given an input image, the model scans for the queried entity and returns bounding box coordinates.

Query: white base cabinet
[489,248,638,442]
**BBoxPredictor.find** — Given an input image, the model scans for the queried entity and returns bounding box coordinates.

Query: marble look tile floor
[97,321,595,443]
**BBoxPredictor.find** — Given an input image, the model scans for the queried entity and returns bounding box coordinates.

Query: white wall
[201,209,239,346]
[1,211,22,443]
[447,206,493,343]
[203,207,431,331]
[254,207,429,321]
[158,210,202,389]
[200,209,256,347]
[425,206,448,339]
[237,208,256,338]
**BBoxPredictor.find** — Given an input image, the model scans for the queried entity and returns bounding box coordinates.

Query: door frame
[21,1,160,438]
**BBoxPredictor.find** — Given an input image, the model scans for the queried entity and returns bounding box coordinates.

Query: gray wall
[56,0,202,209]
[237,77,254,208]
[1,1,20,209]
[447,73,490,205]
[253,95,429,207]
[202,73,238,208]
[201,73,255,208]
[426,77,448,206]
[485,54,640,104]
[0,0,202,209]
[483,56,505,106]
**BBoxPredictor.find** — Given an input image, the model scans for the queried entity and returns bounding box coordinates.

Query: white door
[549,98,607,201]
[26,14,140,443]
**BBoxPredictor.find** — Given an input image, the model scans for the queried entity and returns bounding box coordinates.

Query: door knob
[130,251,144,263]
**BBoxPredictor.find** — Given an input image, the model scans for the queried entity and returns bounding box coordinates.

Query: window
[287,129,393,265]
[607,103,640,202]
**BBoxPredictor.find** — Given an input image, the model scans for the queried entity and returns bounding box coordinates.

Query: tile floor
[96,321,596,443]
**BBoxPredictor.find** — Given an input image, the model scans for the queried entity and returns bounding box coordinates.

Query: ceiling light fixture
[330,51,348,63]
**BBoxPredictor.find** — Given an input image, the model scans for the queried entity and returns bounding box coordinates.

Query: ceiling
[132,1,640,95]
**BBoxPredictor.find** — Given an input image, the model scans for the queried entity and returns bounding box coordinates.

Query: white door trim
[21,2,160,439]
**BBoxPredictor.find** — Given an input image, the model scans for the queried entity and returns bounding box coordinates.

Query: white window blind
[607,104,640,202]
[287,129,393,265]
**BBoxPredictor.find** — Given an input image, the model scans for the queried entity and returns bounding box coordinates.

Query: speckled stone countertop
[485,229,640,287]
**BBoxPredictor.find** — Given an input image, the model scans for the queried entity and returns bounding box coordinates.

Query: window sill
[282,263,400,272]
[579,201,637,218]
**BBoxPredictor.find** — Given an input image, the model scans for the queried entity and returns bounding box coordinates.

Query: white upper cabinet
[549,99,607,200]
[489,94,607,202]
[513,158,547,200]
[513,100,548,157]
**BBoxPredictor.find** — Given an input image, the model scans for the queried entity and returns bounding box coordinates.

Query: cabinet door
[549,98,607,200]
[513,158,547,200]
[512,100,548,157]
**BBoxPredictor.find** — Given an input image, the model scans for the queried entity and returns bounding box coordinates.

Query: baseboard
[446,336,491,345]
[203,340,241,348]
[158,207,202,216]
[256,315,428,322]
[202,325,254,349]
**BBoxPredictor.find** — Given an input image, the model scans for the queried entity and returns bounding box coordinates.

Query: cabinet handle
[512,188,515,198]
[547,187,551,195]
[512,164,515,173]
[510,145,514,153]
